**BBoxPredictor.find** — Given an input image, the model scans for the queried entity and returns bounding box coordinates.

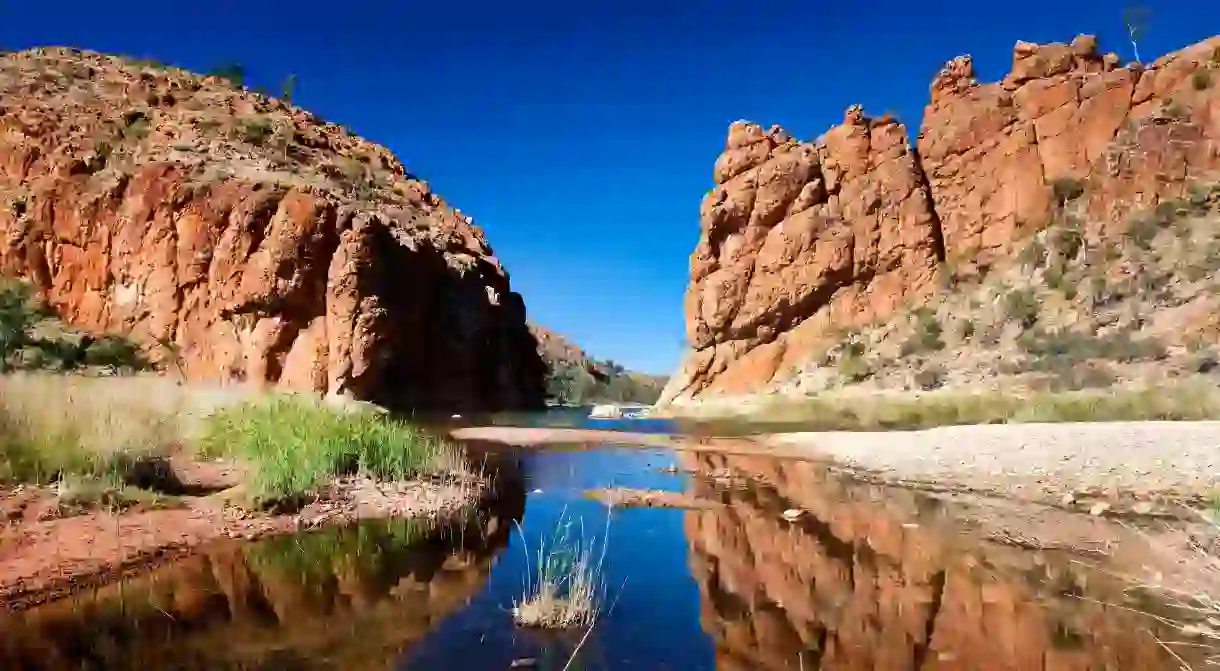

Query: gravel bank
[767,421,1220,501]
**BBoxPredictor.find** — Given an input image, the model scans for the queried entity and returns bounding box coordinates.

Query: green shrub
[1048,223,1084,259]
[121,110,151,141]
[913,366,945,390]
[1193,69,1213,91]
[956,318,975,341]
[900,311,945,356]
[838,353,873,382]
[0,280,35,370]
[1018,328,1165,363]
[83,335,149,370]
[1003,288,1040,329]
[1050,176,1085,205]
[237,116,274,145]
[208,62,246,88]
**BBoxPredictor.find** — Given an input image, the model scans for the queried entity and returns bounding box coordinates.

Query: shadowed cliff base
[662,33,1220,404]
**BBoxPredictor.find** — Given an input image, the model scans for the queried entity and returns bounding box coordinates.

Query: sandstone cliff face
[663,35,1220,403]
[680,453,1191,670]
[0,48,546,411]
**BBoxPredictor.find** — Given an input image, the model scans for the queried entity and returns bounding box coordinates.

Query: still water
[0,409,1200,669]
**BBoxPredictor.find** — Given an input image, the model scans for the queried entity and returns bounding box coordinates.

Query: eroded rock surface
[0,48,546,411]
[663,35,1220,402]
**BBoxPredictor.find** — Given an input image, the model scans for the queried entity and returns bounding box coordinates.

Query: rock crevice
[662,34,1220,403]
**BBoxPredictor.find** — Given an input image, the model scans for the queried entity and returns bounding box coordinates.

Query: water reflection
[679,452,1193,670]
[0,428,1202,670]
[0,500,523,670]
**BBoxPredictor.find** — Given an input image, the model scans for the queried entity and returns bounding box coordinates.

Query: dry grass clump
[681,382,1220,434]
[0,374,461,510]
[512,507,610,631]
[0,373,185,483]
[1123,514,1220,669]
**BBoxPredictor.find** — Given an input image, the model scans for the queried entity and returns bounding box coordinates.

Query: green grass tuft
[199,396,460,502]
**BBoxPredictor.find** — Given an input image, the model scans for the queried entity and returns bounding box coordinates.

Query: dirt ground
[0,456,483,612]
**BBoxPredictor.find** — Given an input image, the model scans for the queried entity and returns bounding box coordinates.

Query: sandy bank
[455,423,1220,509]
[766,421,1220,504]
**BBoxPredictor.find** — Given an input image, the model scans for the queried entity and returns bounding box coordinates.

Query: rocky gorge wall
[0,48,547,412]
[662,34,1220,403]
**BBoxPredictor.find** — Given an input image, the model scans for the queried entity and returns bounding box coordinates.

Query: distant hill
[529,323,667,405]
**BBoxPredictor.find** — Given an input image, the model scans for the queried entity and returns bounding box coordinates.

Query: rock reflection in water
[681,453,1190,671]
[0,507,520,670]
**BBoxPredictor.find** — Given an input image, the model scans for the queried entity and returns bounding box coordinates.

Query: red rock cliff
[0,48,547,411]
[662,35,1220,403]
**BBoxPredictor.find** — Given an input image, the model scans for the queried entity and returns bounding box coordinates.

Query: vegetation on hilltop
[544,358,667,406]
[530,323,666,405]
[0,47,433,218]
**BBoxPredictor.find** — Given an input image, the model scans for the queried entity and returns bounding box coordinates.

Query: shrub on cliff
[0,280,149,374]
[779,183,1220,398]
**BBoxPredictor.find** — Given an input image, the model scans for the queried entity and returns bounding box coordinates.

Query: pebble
[781,508,804,521]
[1132,501,1154,515]
[1089,502,1111,516]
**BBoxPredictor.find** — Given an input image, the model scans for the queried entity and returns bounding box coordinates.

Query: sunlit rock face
[679,453,1187,670]
[0,47,547,412]
[662,34,1220,403]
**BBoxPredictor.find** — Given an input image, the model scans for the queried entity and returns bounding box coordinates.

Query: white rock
[589,404,624,419]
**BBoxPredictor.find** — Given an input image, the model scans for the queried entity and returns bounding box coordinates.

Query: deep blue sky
[2,2,1214,374]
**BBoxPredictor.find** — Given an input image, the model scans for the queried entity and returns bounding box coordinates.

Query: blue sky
[2,1,1215,375]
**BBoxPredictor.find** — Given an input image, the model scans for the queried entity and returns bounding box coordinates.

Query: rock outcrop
[0,48,546,411]
[662,35,1220,403]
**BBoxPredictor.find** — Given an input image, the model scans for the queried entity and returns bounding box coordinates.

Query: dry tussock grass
[512,506,611,631]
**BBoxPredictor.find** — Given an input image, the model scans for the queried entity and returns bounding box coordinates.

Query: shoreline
[452,423,1220,509]
[0,470,496,612]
